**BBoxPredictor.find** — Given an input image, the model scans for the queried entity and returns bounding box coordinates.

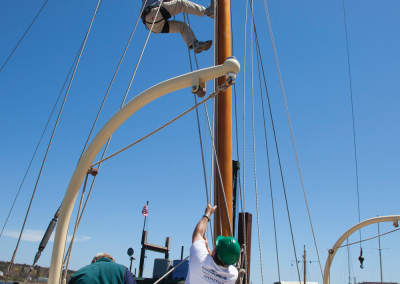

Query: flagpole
[139,201,149,278]
[142,201,148,232]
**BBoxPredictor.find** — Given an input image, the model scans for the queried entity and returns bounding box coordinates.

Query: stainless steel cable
[261,0,323,277]
[186,12,218,243]
[250,3,264,280]
[334,228,400,249]
[241,0,249,279]
[342,0,362,248]
[91,95,210,166]
[91,82,231,167]
[250,6,301,281]
[0,0,49,73]
[62,173,90,281]
[255,28,281,283]
[62,7,166,260]
[0,46,81,239]
[122,0,165,103]
[183,12,210,206]
[203,86,235,237]
[3,1,101,281]
[79,0,148,161]
[63,4,166,268]
[63,3,154,266]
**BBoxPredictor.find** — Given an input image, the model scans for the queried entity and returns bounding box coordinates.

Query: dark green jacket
[70,258,136,284]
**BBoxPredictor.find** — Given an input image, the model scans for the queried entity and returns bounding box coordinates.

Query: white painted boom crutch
[48,57,240,284]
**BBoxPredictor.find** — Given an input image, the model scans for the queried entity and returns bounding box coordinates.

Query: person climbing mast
[141,0,214,54]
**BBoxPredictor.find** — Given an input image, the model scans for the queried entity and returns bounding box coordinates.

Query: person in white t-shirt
[186,204,241,284]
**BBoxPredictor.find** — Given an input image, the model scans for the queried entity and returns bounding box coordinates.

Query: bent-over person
[69,252,136,284]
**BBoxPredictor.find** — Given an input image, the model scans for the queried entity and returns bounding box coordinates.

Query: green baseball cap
[216,235,241,265]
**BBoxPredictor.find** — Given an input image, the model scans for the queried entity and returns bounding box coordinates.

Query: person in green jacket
[69,253,136,284]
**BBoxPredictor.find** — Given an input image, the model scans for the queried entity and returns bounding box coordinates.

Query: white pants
[144,0,206,47]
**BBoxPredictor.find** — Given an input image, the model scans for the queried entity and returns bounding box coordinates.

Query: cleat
[194,40,212,54]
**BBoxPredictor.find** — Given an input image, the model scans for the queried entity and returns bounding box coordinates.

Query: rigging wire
[209,98,216,210]
[0,45,82,239]
[122,0,166,103]
[79,1,148,160]
[250,9,301,282]
[260,0,324,277]
[334,228,400,249]
[63,0,167,264]
[3,0,102,281]
[188,9,232,244]
[228,0,250,278]
[196,74,237,238]
[250,1,265,280]
[239,0,250,279]
[206,20,214,206]
[183,12,210,206]
[22,209,61,284]
[62,4,151,264]
[0,0,49,73]
[143,207,150,273]
[242,0,248,220]
[183,12,216,242]
[217,182,223,236]
[62,173,90,280]
[349,243,356,282]
[209,0,218,214]
[203,89,235,238]
[90,74,237,240]
[185,8,237,243]
[91,93,215,167]
[254,16,281,283]
[347,238,351,284]
[66,82,213,268]
[342,0,362,249]
[230,0,241,210]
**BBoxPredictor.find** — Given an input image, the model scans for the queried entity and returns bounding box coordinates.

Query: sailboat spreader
[48,57,240,284]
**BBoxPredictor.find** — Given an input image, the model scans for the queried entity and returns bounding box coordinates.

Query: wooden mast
[214,0,233,239]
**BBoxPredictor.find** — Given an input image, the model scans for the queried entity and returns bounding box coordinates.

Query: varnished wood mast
[214,0,233,239]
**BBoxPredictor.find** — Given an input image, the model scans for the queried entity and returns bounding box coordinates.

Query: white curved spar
[48,57,240,284]
[323,215,400,284]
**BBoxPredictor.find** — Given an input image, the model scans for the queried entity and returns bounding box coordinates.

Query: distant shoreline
[0,281,45,284]
[0,260,75,284]
[0,282,44,284]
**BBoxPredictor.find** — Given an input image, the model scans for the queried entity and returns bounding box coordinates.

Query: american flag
[142,204,148,217]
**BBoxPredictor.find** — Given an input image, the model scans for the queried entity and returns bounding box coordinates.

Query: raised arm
[192,204,217,243]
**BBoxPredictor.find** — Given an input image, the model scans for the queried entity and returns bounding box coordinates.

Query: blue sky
[0,0,399,284]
